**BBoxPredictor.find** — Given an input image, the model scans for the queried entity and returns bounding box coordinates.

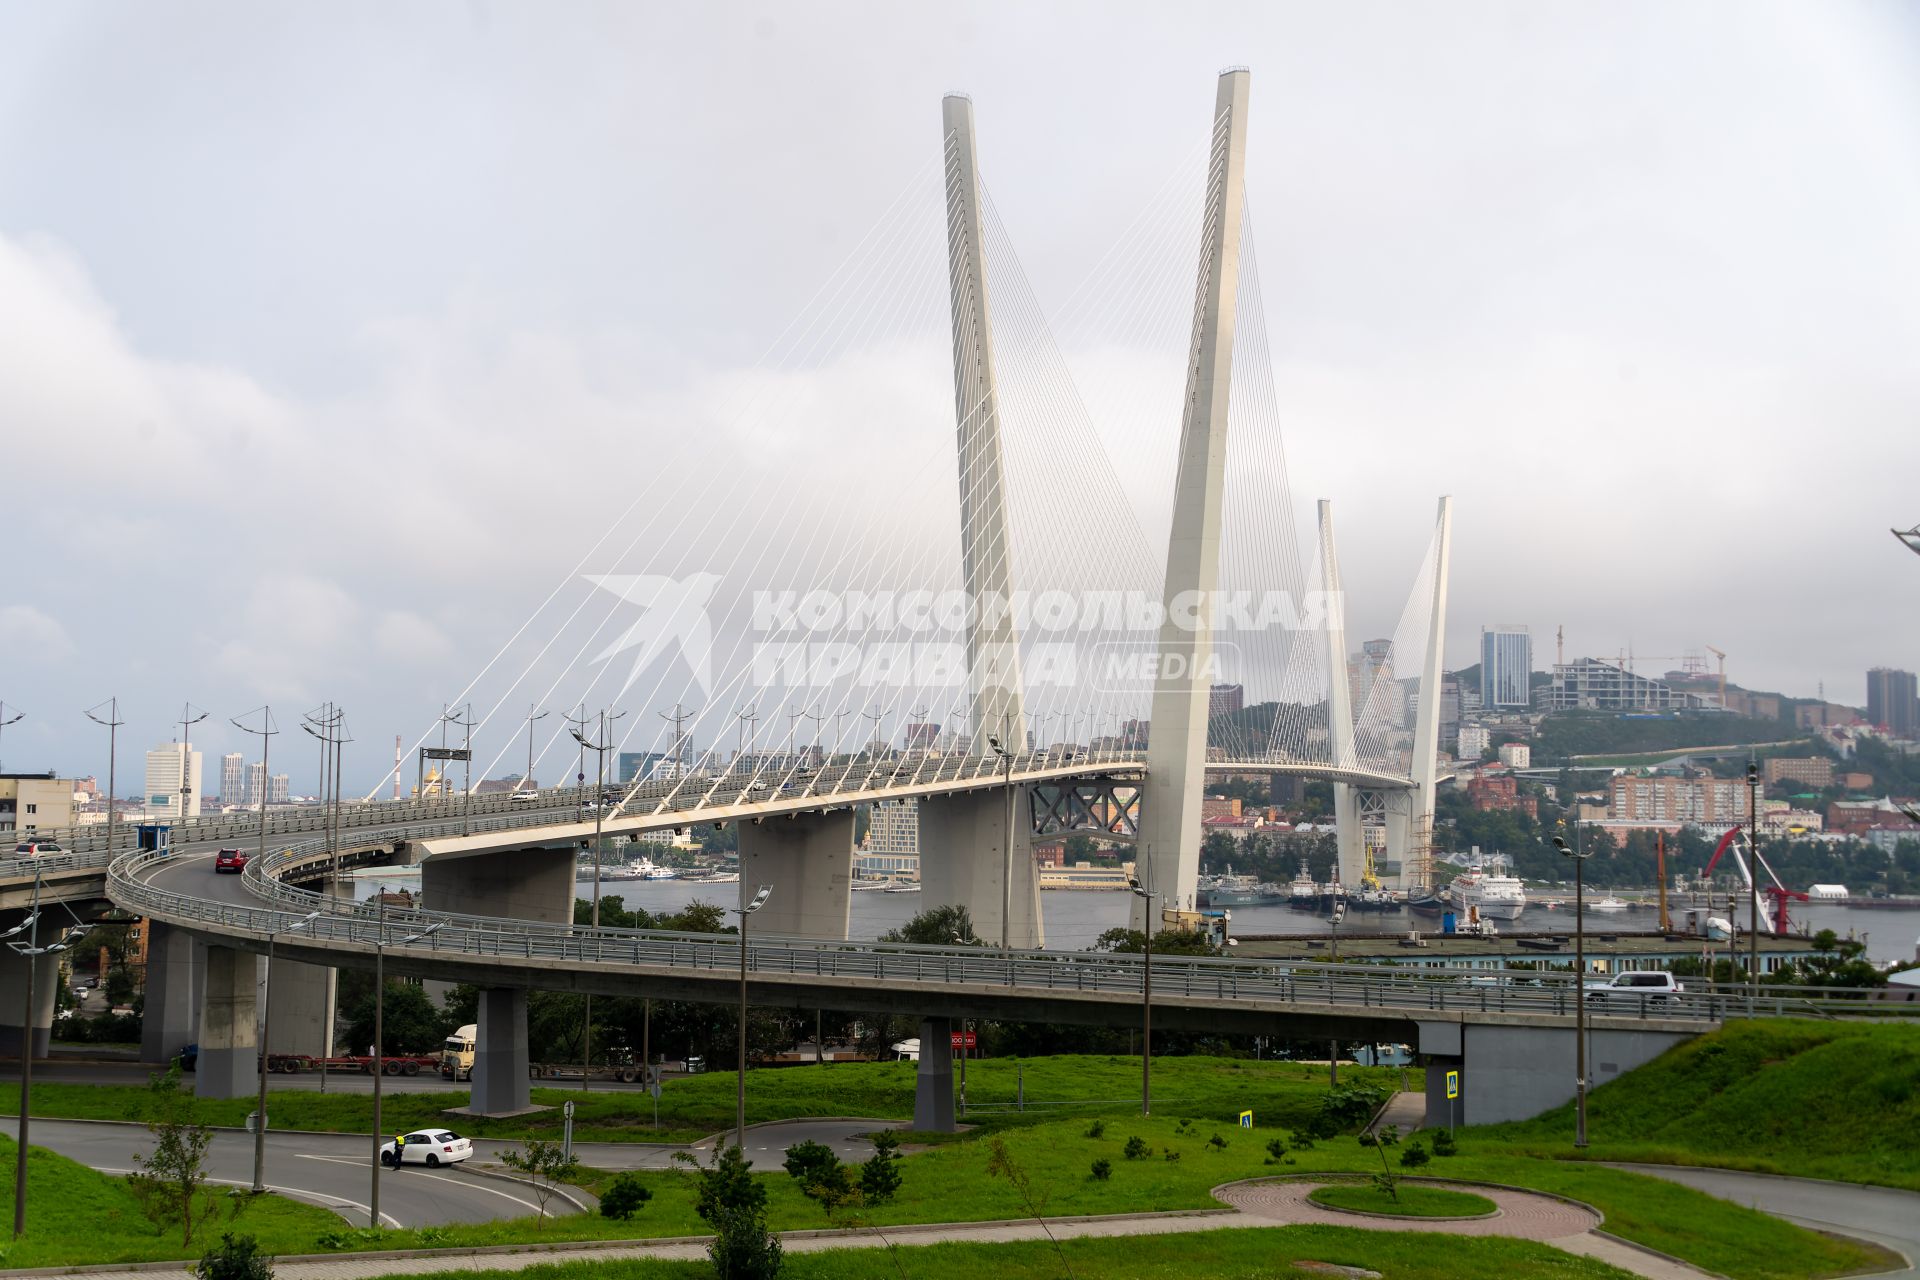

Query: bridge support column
[0,939,61,1059]
[1416,1018,1691,1126]
[421,848,574,1116]
[918,789,1042,948]
[913,1016,956,1132]
[736,811,855,940]
[196,946,258,1099]
[140,921,203,1065]
[470,987,532,1116]
[265,956,335,1058]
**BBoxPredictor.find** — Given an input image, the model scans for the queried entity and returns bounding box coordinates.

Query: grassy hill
[1479,1019,1920,1189]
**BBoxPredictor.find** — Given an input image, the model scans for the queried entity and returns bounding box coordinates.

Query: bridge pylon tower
[1135,68,1252,928]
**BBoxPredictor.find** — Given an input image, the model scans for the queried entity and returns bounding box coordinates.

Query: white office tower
[1480,625,1532,710]
[144,743,203,819]
[220,753,245,805]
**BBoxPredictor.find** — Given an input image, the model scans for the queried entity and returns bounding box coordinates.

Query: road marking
[295,1153,367,1168]
[95,1166,400,1229]
[440,1170,543,1214]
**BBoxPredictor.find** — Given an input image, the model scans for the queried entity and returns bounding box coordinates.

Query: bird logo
[583,574,722,698]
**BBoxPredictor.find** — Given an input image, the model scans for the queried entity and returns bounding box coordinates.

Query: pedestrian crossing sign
[1238,1110,1253,1128]
[1446,1070,1459,1099]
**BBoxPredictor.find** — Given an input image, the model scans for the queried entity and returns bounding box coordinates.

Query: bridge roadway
[106,840,1851,1130]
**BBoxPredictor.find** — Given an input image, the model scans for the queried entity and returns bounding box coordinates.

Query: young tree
[499,1139,580,1230]
[859,1131,902,1204]
[128,1066,216,1245]
[880,905,980,946]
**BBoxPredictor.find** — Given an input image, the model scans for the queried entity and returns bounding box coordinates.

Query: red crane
[1704,826,1799,934]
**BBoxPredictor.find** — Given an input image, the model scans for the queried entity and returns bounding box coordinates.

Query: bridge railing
[111,843,1918,1025]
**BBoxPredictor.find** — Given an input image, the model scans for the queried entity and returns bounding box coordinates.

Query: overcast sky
[3,2,1918,791]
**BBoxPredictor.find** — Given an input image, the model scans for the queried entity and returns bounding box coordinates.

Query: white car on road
[380,1129,474,1168]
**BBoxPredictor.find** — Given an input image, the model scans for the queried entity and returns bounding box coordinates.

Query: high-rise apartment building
[269,774,290,805]
[144,744,203,819]
[244,761,266,807]
[1866,668,1918,738]
[1480,625,1532,710]
[220,753,245,805]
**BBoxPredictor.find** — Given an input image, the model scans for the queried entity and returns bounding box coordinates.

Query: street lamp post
[370,913,443,1228]
[733,885,772,1151]
[230,707,277,868]
[1552,829,1593,1149]
[1746,761,1760,1009]
[83,699,123,854]
[252,911,319,1192]
[988,734,1015,955]
[568,710,625,1090]
[9,868,87,1238]
[1328,903,1346,1086]
[521,705,548,795]
[0,703,21,773]
[1127,877,1155,1116]
[176,705,208,824]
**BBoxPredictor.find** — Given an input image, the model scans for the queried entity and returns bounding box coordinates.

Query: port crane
[1704,825,1804,934]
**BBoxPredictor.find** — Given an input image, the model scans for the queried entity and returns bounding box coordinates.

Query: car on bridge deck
[13,839,63,855]
[381,1129,474,1168]
[213,848,250,873]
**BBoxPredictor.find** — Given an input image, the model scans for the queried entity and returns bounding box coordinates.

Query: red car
[213,848,249,874]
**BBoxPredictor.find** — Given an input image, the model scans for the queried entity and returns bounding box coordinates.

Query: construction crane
[1705,825,1798,934]
[1704,645,1728,708]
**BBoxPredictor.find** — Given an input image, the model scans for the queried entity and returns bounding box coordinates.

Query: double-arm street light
[1552,827,1593,1149]
[83,699,123,854]
[1328,901,1346,1086]
[369,911,444,1228]
[733,884,772,1151]
[1126,877,1156,1116]
[1893,524,1920,557]
[253,911,320,1192]
[10,866,88,1238]
[230,707,278,869]
[568,709,626,1089]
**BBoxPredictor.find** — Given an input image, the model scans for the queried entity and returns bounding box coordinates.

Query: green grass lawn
[348,1226,1644,1280]
[1308,1181,1495,1218]
[1475,1019,1920,1191]
[0,1055,1396,1145]
[0,1135,345,1269]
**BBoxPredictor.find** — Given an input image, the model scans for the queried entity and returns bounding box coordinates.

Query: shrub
[1207,1133,1228,1151]
[1398,1141,1432,1169]
[1162,1149,1181,1162]
[1090,1158,1112,1181]
[599,1172,654,1220]
[1123,1136,1149,1160]
[413,1227,451,1247]
[1264,1137,1286,1164]
[1084,1120,1106,1139]
[679,1144,768,1226]
[1431,1130,1457,1157]
[781,1140,840,1185]
[1288,1130,1315,1150]
[802,1164,862,1215]
[195,1233,271,1280]
[1311,1083,1388,1138]
[706,1204,783,1280]
[859,1131,902,1205]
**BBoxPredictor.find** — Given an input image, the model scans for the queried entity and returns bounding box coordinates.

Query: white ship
[1447,855,1527,920]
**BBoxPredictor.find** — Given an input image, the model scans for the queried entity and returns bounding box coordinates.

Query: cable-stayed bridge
[3,71,1522,1128]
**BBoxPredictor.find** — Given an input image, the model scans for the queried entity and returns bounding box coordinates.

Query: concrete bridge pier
[913,1015,956,1132]
[421,846,575,1115]
[918,789,1042,948]
[140,920,204,1065]
[736,810,855,940]
[196,945,258,1099]
[265,954,335,1058]
[1416,1019,1692,1127]
[0,941,63,1059]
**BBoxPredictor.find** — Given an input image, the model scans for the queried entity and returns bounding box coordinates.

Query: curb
[1301,1181,1499,1223]
[686,1116,905,1149]
[0,1207,1237,1277]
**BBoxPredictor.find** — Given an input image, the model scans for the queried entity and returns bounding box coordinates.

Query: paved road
[26,1117,894,1228]
[28,1118,552,1229]
[1614,1164,1918,1278]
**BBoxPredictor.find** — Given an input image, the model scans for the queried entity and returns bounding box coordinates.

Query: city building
[1796,701,1861,730]
[1480,625,1532,710]
[1763,757,1835,789]
[1608,772,1755,825]
[1497,742,1531,770]
[144,743,203,820]
[1465,769,1537,818]
[0,773,77,836]
[220,753,245,805]
[269,774,290,805]
[1456,724,1490,759]
[904,722,942,751]
[618,752,666,783]
[1538,657,1707,712]
[1200,796,1242,820]
[867,798,919,859]
[1866,668,1919,738]
[245,761,266,807]
[1209,683,1245,717]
